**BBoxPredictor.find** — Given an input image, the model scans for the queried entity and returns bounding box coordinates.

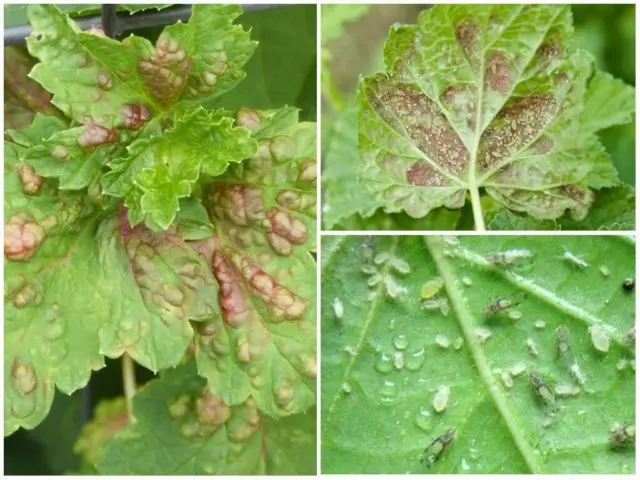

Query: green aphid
[483,293,526,317]
[556,325,573,364]
[530,372,557,412]
[486,248,533,267]
[610,422,635,448]
[422,428,456,467]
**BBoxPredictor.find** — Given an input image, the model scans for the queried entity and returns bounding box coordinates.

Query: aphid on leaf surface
[332,297,344,321]
[623,278,635,292]
[486,248,533,266]
[610,422,635,448]
[422,428,456,467]
[622,327,635,348]
[556,325,573,364]
[530,372,556,411]
[483,293,526,317]
[560,249,588,268]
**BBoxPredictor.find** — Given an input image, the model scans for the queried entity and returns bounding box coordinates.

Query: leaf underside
[321,235,635,473]
[350,5,634,225]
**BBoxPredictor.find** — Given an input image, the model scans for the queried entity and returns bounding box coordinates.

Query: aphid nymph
[422,428,456,467]
[483,293,526,317]
[560,249,588,268]
[486,248,533,267]
[556,325,572,364]
[610,422,635,448]
[530,372,556,411]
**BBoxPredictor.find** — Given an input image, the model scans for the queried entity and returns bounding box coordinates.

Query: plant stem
[469,186,486,231]
[121,353,137,422]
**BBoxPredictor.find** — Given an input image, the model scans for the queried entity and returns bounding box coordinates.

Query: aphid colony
[359,239,410,301]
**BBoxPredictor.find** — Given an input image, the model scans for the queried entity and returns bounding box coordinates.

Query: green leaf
[74,397,130,472]
[97,362,316,474]
[487,185,636,231]
[102,108,257,230]
[210,5,316,121]
[356,5,635,228]
[322,108,383,228]
[162,4,258,106]
[25,4,255,122]
[5,138,106,434]
[95,214,219,372]
[322,235,635,473]
[191,107,317,418]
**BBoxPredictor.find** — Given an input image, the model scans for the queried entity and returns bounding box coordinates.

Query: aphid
[500,371,514,388]
[610,423,635,448]
[454,337,464,350]
[510,362,527,377]
[525,337,539,357]
[341,382,352,394]
[361,264,377,275]
[390,257,411,275]
[435,334,450,349]
[623,278,635,292]
[530,372,556,411]
[432,385,450,413]
[561,249,588,268]
[534,319,546,329]
[332,297,344,320]
[569,363,587,387]
[422,297,449,316]
[589,325,610,353]
[486,248,533,267]
[483,293,526,317]
[374,252,390,265]
[554,383,581,397]
[474,327,492,343]
[384,275,403,299]
[508,310,522,321]
[622,327,635,348]
[422,428,457,467]
[556,325,573,364]
[461,276,473,286]
[344,345,356,356]
[599,265,610,277]
[421,277,444,300]
[368,273,382,287]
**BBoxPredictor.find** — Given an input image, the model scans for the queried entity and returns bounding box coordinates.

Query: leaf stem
[425,235,540,473]
[121,353,137,422]
[468,185,486,231]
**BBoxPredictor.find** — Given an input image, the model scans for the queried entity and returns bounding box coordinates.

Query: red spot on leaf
[77,124,119,149]
[485,51,513,94]
[121,104,151,130]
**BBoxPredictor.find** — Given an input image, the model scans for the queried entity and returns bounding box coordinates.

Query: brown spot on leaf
[16,164,44,194]
[212,251,252,327]
[196,388,230,427]
[5,212,46,261]
[480,94,557,170]
[121,104,151,130]
[407,161,439,186]
[297,159,317,184]
[485,51,513,94]
[11,359,37,396]
[77,124,119,149]
[236,107,262,131]
[532,137,554,154]
[96,70,113,90]
[455,18,479,58]
[208,183,266,226]
[138,33,192,107]
[369,83,469,179]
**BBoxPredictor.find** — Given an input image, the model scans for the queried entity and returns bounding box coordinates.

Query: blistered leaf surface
[357,5,635,224]
[101,108,257,229]
[322,235,635,473]
[97,363,316,474]
[191,107,317,417]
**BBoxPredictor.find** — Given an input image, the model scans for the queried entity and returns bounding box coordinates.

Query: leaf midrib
[425,235,541,473]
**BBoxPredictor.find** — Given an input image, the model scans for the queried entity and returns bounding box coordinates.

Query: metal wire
[4,4,281,45]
